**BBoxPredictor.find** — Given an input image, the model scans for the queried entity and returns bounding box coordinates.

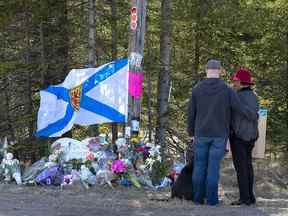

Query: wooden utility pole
[127,0,147,137]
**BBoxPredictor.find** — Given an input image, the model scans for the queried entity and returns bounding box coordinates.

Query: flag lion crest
[69,84,82,111]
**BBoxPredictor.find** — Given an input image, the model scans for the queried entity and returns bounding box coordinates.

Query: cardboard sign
[131,120,140,132]
[253,109,268,158]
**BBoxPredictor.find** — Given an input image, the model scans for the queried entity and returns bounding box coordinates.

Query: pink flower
[86,152,95,161]
[111,160,127,173]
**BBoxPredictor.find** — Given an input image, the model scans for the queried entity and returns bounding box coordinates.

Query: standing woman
[230,68,259,206]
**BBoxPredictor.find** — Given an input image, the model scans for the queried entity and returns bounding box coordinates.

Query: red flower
[135,147,145,153]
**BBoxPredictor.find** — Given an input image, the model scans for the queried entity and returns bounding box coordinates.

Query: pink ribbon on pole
[129,71,144,99]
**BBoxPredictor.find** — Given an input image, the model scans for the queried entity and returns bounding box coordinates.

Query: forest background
[0,0,287,161]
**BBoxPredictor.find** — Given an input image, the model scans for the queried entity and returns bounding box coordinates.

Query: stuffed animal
[1,153,22,185]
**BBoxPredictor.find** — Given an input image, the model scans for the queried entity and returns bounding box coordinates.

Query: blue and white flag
[36,59,129,137]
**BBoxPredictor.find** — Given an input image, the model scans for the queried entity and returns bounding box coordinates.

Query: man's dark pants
[230,136,256,204]
[192,137,226,205]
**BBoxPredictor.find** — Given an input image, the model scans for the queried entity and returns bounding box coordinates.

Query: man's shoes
[231,200,251,206]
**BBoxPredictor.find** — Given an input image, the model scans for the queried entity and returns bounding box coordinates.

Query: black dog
[171,139,194,201]
[171,161,194,200]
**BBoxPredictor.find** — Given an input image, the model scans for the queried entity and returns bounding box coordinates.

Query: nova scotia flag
[36,59,129,137]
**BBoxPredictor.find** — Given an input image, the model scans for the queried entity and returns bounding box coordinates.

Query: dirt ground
[0,159,287,216]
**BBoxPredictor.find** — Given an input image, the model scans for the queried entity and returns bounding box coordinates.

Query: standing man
[187,59,257,206]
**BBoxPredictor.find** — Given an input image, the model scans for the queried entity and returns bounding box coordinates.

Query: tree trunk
[60,0,72,138]
[26,73,34,137]
[192,18,200,79]
[147,55,153,143]
[87,0,98,137]
[111,0,117,60]
[111,0,118,144]
[147,38,154,143]
[39,21,46,86]
[4,77,15,141]
[192,0,208,81]
[24,0,34,137]
[156,0,171,161]
[286,32,288,79]
[88,0,96,66]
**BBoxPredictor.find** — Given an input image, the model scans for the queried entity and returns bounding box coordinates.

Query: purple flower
[111,160,127,174]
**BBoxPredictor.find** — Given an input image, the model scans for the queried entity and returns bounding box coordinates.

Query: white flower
[116,138,126,147]
[149,145,161,157]
[145,158,154,166]
[49,154,57,162]
[139,164,146,171]
[146,142,154,148]
[145,158,157,171]
[156,155,161,162]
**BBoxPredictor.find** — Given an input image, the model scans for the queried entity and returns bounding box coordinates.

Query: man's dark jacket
[187,78,258,138]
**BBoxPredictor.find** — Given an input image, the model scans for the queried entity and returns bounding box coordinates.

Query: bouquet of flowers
[144,143,161,171]
[111,159,141,188]
[111,159,127,174]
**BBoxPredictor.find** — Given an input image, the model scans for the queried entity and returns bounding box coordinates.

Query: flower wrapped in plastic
[35,165,63,186]
[45,154,58,168]
[111,160,127,174]
[115,138,128,153]
[22,158,47,184]
[50,142,66,162]
[80,165,96,188]
[96,169,113,187]
[144,144,162,170]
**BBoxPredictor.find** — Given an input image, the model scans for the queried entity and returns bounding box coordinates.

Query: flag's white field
[36,59,129,137]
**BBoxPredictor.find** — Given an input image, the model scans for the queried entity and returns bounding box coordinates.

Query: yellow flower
[99,125,109,134]
[130,137,140,144]
[260,99,269,107]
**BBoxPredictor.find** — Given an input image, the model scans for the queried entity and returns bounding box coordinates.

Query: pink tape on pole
[129,71,144,99]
